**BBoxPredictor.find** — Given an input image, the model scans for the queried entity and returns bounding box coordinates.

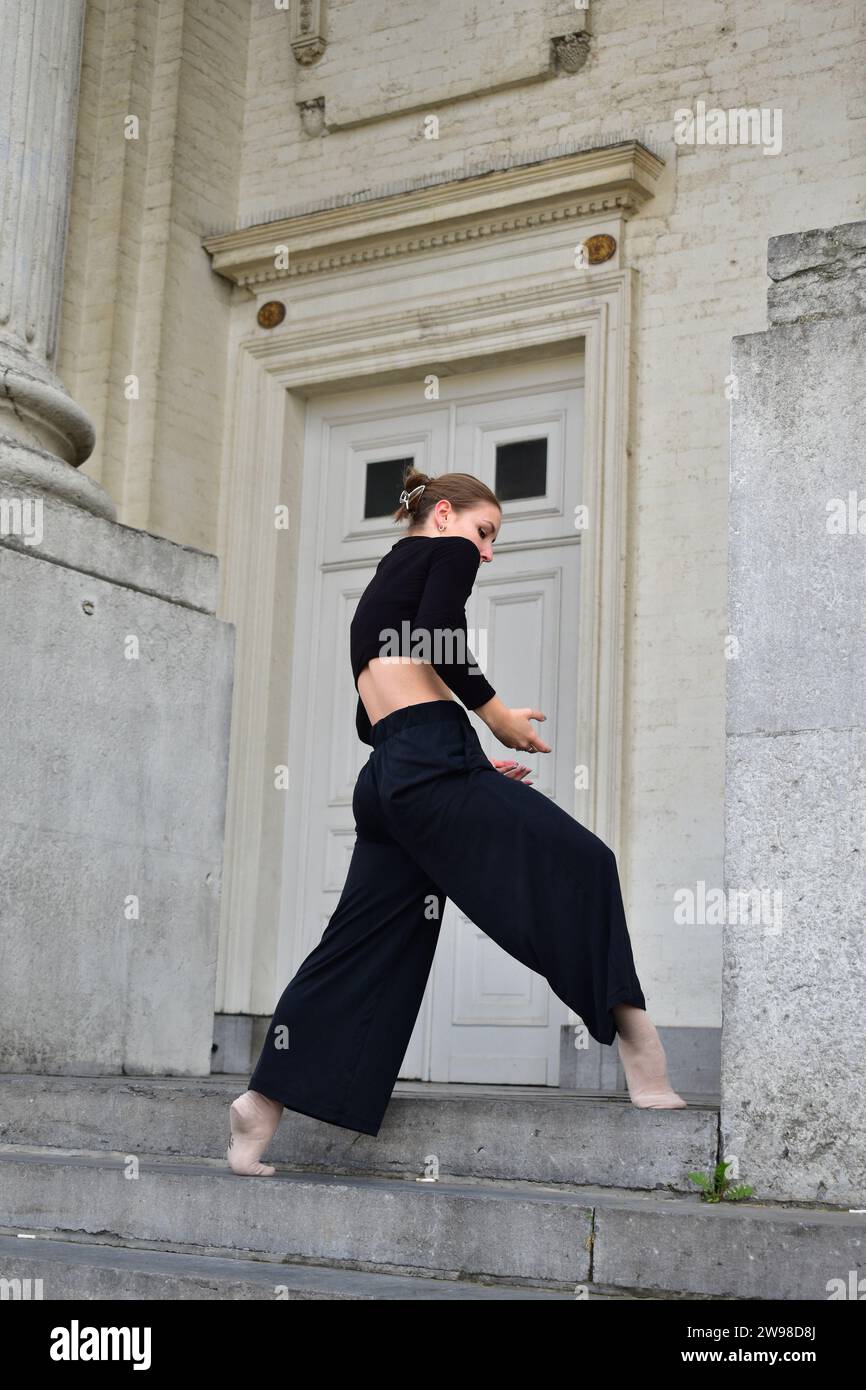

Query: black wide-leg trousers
[248,699,646,1136]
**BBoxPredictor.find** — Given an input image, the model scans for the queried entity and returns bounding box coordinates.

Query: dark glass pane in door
[494,438,548,501]
[364,457,415,518]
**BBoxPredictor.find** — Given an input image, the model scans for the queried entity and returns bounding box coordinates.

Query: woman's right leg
[371,702,685,1108]
[228,756,447,1173]
[612,1003,686,1108]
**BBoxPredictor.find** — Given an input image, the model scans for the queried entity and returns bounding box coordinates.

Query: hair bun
[397,468,430,516]
[390,469,499,528]
[402,469,430,492]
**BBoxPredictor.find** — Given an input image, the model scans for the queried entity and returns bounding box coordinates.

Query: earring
[438,523,446,531]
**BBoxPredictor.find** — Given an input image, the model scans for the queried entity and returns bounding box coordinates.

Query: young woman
[228,471,685,1176]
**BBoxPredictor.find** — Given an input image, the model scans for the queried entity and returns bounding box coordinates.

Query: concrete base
[211,1013,271,1075]
[215,1017,721,1099]
[0,489,234,1075]
[559,1025,721,1097]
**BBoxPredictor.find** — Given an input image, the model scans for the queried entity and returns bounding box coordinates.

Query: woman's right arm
[474,694,551,754]
[412,537,551,754]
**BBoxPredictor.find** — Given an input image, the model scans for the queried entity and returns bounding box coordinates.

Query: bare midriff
[357,657,457,729]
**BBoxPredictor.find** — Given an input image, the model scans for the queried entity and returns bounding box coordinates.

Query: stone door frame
[203,141,662,1016]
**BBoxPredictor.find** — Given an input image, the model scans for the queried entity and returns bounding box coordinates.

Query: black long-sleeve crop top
[350,534,497,746]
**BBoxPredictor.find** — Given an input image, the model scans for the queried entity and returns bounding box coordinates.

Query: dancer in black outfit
[228,470,685,1175]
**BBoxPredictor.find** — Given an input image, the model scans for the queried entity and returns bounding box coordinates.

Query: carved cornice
[202,141,663,290]
[233,194,638,288]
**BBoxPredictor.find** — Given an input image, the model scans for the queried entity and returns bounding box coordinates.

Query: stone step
[0,1233,581,1300]
[0,1073,718,1193]
[0,1144,861,1299]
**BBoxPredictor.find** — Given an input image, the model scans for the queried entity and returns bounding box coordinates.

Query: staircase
[0,1074,862,1300]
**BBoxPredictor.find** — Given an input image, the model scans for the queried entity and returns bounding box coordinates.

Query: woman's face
[439,502,501,561]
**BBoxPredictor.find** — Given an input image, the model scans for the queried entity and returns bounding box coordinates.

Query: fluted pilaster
[0,0,114,519]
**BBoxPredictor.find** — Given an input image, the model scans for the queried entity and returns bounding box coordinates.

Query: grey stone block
[0,1234,579,1300]
[0,487,219,613]
[767,220,866,324]
[0,531,234,1076]
[725,216,866,1207]
[594,1195,866,1301]
[723,730,866,1206]
[0,1147,594,1286]
[728,317,866,736]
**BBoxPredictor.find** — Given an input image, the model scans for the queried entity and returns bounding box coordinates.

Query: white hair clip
[399,483,426,511]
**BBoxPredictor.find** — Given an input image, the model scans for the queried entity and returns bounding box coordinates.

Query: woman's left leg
[227,753,450,1173]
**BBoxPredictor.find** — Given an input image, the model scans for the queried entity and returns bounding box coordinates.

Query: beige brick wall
[234,0,864,1025]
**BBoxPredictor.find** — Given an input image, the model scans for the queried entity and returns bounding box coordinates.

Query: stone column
[725,220,866,1206]
[0,0,114,519]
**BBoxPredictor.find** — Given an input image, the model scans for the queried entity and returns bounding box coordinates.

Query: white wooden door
[289,356,585,1084]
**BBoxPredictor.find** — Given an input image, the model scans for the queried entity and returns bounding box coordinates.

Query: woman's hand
[474,696,552,754]
[489,757,535,785]
[495,707,551,754]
